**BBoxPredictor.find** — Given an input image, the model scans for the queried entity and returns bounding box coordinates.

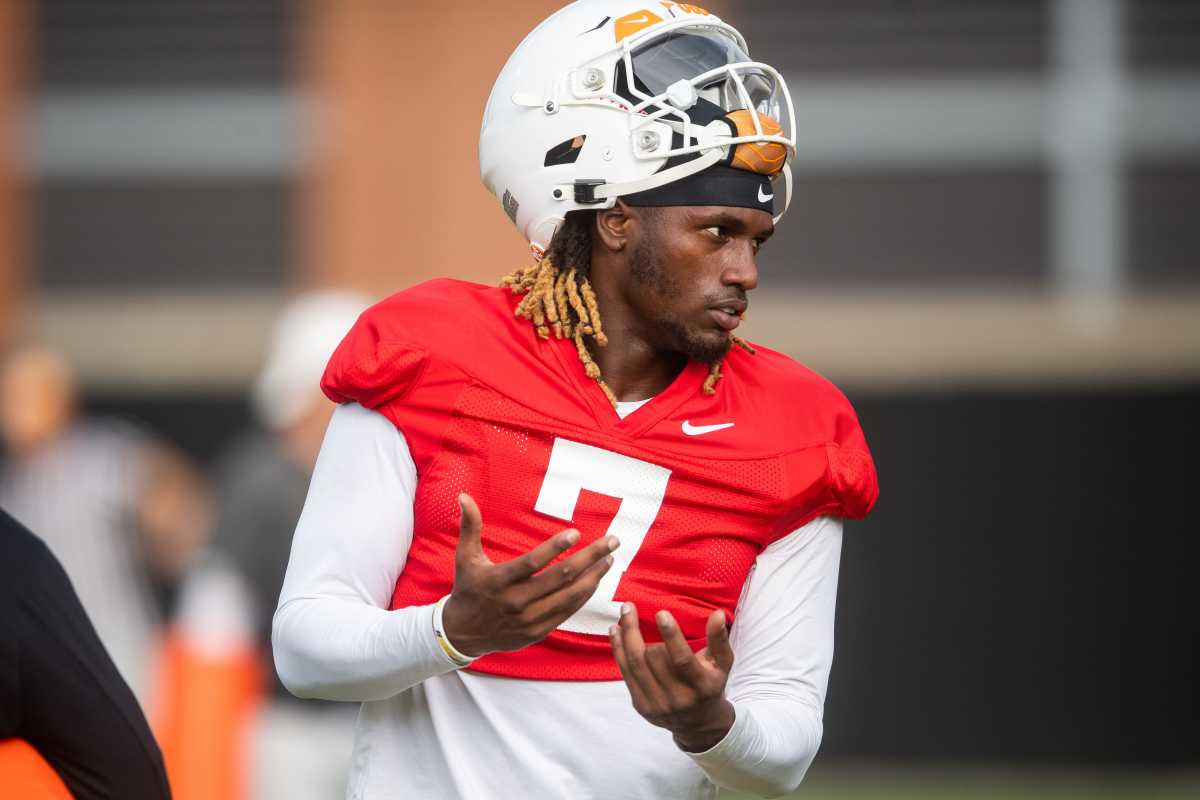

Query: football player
[273,2,878,798]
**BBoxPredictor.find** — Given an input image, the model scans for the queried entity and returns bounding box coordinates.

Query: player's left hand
[609,602,736,753]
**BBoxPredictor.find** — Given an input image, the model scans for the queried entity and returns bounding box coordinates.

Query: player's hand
[441,493,619,658]
[609,602,736,753]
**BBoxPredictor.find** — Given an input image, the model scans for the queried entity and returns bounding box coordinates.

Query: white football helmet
[480,1,796,255]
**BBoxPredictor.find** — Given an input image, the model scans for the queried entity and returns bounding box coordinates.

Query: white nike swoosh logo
[624,13,651,25]
[757,186,774,202]
[681,420,735,436]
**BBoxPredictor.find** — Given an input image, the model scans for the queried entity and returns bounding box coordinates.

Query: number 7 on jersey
[533,437,671,635]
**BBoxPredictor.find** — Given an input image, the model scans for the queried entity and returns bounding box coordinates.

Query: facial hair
[628,229,732,365]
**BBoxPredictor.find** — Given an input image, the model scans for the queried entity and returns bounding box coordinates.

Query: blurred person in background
[0,343,210,702]
[209,290,368,800]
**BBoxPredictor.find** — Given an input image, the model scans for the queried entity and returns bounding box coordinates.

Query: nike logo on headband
[757,185,774,203]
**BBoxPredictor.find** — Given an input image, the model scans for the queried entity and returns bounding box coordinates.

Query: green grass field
[719,764,1200,800]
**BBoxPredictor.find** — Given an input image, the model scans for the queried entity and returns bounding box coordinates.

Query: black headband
[622,163,775,215]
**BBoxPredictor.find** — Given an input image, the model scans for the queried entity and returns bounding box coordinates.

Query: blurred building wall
[9,0,1199,392]
[722,0,1200,388]
[0,0,31,344]
[296,0,558,293]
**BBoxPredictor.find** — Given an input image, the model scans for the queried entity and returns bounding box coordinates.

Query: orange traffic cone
[152,558,263,800]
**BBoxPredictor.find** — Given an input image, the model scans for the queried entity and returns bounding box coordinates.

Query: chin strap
[773,167,792,224]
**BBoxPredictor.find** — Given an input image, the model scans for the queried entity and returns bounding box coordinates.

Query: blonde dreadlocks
[501,212,755,407]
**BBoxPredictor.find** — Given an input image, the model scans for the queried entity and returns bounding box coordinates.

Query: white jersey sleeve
[683,515,843,796]
[271,402,462,702]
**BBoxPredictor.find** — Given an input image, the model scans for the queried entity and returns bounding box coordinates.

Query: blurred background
[1,1,1197,798]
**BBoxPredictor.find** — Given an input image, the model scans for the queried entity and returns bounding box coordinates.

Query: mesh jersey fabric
[322,278,878,680]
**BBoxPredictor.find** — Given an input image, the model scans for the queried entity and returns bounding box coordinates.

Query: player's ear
[594,201,633,254]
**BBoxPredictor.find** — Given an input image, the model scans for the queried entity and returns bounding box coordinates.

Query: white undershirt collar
[614,398,652,420]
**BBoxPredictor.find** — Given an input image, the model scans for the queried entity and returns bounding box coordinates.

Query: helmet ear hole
[544,136,587,167]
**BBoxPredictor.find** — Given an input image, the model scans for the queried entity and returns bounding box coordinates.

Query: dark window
[1128,163,1200,286]
[1127,0,1200,72]
[38,178,291,289]
[730,0,1049,76]
[38,0,291,88]
[761,168,1047,286]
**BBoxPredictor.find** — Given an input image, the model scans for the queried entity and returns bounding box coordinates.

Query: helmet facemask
[598,23,795,217]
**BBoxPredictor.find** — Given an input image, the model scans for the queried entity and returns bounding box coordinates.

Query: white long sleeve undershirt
[273,402,842,799]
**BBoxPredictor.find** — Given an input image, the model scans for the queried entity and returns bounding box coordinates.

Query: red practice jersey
[322,279,878,681]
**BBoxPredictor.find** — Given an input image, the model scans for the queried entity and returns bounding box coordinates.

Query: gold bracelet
[433,594,477,668]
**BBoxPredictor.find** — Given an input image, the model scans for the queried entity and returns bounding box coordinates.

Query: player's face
[626,205,773,364]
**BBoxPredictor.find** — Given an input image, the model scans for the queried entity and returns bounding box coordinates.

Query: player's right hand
[441,493,618,658]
